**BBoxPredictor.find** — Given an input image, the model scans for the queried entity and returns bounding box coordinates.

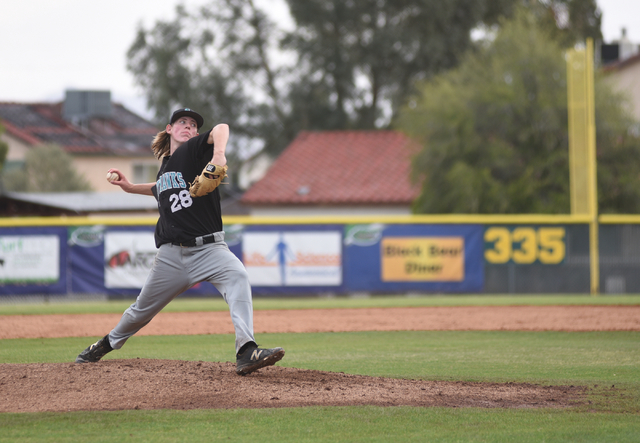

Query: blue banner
[343,224,484,293]
[0,223,485,297]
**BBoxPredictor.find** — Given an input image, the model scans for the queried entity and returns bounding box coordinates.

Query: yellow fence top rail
[599,214,640,224]
[0,214,597,227]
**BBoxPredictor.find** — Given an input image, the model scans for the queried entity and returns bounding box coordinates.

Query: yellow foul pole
[585,39,599,295]
[567,39,599,294]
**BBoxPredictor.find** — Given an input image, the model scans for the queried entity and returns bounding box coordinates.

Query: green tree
[2,144,93,192]
[127,0,289,162]
[534,0,602,47]
[127,0,518,159]
[396,7,640,214]
[282,0,515,131]
[126,0,604,164]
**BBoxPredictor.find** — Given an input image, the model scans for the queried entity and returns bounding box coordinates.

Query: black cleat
[236,345,285,376]
[75,334,113,363]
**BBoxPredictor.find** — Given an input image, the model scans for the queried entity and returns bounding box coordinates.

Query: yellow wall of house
[73,156,159,192]
[0,132,158,191]
[605,61,640,121]
[1,132,31,161]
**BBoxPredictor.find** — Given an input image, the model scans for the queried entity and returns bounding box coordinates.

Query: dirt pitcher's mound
[0,359,587,413]
[4,305,627,412]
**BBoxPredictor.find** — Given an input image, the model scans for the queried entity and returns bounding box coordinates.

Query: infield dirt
[2,305,637,413]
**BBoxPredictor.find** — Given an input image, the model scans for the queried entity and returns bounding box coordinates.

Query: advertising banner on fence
[344,224,484,293]
[381,236,465,282]
[0,235,60,284]
[104,231,157,288]
[68,226,219,296]
[0,227,67,295]
[242,231,342,286]
[0,222,485,297]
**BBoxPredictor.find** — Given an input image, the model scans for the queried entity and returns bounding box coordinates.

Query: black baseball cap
[170,108,204,129]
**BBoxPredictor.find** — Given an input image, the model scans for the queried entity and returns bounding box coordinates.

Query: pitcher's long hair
[151,130,171,159]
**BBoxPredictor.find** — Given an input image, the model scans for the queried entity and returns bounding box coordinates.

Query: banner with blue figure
[243,231,342,286]
[238,224,345,295]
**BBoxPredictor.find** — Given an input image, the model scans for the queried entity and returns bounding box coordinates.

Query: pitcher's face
[167,117,199,145]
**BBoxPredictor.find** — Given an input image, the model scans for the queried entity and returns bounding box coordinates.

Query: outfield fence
[0,214,638,298]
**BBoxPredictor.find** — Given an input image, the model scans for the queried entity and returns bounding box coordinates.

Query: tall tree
[533,0,602,47]
[283,0,515,131]
[396,7,640,214]
[127,0,291,161]
[127,0,602,165]
[127,0,518,159]
[2,145,93,192]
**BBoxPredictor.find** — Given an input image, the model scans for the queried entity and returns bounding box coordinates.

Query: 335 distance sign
[484,226,566,264]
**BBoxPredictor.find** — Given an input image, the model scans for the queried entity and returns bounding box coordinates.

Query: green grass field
[1,293,638,316]
[1,294,639,442]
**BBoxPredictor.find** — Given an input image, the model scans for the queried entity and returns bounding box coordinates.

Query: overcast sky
[0,0,637,119]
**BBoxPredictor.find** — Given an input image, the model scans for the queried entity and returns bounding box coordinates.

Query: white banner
[104,232,157,288]
[0,236,60,283]
[243,231,342,286]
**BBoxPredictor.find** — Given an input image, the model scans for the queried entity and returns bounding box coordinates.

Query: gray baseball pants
[108,234,255,353]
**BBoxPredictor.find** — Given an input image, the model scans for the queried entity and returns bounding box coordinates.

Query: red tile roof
[241,130,421,206]
[0,102,158,156]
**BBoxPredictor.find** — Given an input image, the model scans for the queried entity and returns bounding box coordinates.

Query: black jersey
[151,130,223,247]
